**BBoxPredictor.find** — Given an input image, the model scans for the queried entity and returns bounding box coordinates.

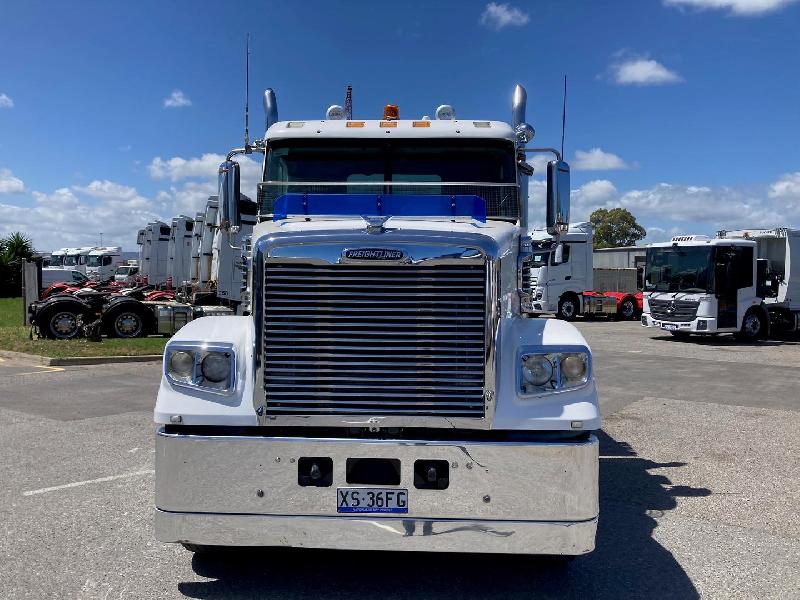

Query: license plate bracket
[337,487,408,514]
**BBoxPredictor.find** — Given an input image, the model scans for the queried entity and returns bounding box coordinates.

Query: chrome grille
[263,262,487,417]
[649,299,699,322]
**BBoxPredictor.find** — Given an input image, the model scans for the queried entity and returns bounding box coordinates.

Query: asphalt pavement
[0,322,798,599]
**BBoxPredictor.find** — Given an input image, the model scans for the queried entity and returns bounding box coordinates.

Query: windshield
[262,138,518,220]
[64,255,77,266]
[645,246,714,293]
[50,256,64,267]
[116,267,131,275]
[87,256,101,267]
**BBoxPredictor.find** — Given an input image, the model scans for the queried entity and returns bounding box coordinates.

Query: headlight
[168,350,194,382]
[521,354,554,386]
[519,350,590,395]
[560,353,588,383]
[164,344,236,394]
[201,352,231,383]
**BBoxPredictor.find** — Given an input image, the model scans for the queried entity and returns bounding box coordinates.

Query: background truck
[154,84,600,558]
[86,246,123,282]
[521,222,642,320]
[29,195,255,339]
[641,229,800,340]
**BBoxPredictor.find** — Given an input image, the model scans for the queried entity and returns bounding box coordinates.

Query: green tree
[589,208,646,249]
[0,232,35,297]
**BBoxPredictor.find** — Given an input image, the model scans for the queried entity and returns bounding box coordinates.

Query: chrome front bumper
[155,428,598,555]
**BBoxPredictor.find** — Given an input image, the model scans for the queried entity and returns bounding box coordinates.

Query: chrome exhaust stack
[263,88,278,132]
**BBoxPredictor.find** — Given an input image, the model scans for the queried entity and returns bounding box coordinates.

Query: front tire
[557,295,579,321]
[618,297,638,320]
[103,304,150,338]
[734,310,765,342]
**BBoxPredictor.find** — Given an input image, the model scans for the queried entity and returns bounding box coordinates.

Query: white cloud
[149,153,224,181]
[163,90,192,108]
[573,148,631,171]
[768,172,800,199]
[0,93,13,109]
[609,56,683,86]
[528,172,800,237]
[664,0,798,16]
[0,168,25,193]
[479,2,530,30]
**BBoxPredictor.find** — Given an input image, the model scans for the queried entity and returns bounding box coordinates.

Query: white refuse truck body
[154,86,600,557]
[641,229,800,340]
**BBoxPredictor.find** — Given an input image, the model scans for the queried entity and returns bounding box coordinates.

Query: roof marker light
[435,105,455,120]
[346,121,365,128]
[326,105,346,120]
[473,121,491,128]
[287,122,305,128]
[412,121,431,127]
[383,104,400,120]
[379,121,398,128]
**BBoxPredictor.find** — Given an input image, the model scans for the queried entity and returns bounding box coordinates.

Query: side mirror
[546,160,570,235]
[218,160,241,232]
[553,243,564,265]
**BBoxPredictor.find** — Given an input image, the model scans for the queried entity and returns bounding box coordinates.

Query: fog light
[697,319,708,331]
[201,352,231,383]
[535,290,543,300]
[168,350,194,379]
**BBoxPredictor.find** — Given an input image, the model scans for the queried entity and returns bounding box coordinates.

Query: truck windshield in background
[261,139,519,220]
[645,246,714,293]
[64,256,77,267]
[50,256,64,267]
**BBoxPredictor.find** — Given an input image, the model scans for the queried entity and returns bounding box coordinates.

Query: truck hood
[252,217,518,258]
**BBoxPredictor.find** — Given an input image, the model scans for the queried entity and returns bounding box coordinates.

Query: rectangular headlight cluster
[519,351,590,395]
[164,343,236,394]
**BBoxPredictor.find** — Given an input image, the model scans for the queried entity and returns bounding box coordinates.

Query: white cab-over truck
[86,246,122,282]
[522,222,635,320]
[642,229,800,340]
[155,86,600,556]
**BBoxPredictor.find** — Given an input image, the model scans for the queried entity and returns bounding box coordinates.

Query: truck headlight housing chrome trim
[517,348,591,396]
[164,342,236,394]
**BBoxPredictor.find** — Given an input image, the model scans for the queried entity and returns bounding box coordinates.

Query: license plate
[661,323,679,331]
[337,488,408,514]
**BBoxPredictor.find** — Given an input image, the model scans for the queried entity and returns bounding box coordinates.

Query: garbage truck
[641,228,800,340]
[153,85,601,557]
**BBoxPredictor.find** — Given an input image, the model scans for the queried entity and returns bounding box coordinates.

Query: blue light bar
[272,193,486,222]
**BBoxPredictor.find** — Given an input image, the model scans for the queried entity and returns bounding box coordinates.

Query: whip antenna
[244,33,250,148]
[344,85,353,120]
[560,75,567,160]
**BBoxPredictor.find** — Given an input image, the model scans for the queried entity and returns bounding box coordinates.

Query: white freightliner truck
[154,86,600,557]
[522,222,640,320]
[641,228,800,340]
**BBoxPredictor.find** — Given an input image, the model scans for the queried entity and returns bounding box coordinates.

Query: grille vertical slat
[263,262,487,418]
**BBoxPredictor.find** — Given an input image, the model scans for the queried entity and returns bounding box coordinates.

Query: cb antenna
[244,33,250,148]
[560,75,567,161]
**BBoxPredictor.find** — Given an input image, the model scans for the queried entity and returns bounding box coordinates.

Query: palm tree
[0,232,35,297]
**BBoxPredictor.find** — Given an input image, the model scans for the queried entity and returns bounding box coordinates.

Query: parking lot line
[9,365,66,376]
[23,469,155,496]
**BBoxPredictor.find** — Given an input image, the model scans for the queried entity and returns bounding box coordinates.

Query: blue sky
[1,0,799,250]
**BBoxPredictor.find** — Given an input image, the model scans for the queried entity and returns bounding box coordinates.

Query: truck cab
[62,247,94,274]
[86,246,122,282]
[643,229,800,340]
[642,235,765,339]
[154,86,600,557]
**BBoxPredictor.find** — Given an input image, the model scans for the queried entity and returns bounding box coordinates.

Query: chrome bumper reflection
[155,510,597,555]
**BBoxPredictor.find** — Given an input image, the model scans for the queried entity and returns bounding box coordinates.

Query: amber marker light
[383,104,400,120]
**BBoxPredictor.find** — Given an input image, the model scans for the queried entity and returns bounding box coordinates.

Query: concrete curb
[0,349,162,366]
